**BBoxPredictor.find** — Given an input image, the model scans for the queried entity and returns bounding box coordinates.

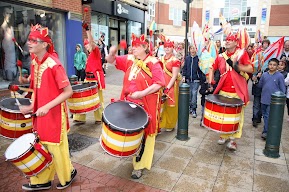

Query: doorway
[110,28,118,48]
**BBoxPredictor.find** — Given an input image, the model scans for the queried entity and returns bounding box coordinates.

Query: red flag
[262,36,285,70]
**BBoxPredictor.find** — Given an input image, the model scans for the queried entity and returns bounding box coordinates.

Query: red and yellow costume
[73,41,105,122]
[115,35,165,170]
[159,36,181,130]
[212,35,251,139]
[28,25,74,185]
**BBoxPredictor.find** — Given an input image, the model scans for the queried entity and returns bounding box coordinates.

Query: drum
[9,80,32,99]
[4,133,52,177]
[0,98,32,139]
[203,94,244,133]
[67,82,100,114]
[100,101,149,157]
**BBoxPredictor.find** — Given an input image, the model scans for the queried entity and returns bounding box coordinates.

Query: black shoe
[261,133,267,140]
[256,119,262,123]
[253,121,258,128]
[56,169,77,190]
[22,181,51,191]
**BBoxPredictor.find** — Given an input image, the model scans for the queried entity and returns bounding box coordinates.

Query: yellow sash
[221,52,249,81]
[161,56,182,81]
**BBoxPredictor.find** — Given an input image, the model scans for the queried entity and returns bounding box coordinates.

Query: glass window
[213,18,220,26]
[0,2,64,86]
[127,21,142,45]
[250,17,256,25]
[91,12,109,45]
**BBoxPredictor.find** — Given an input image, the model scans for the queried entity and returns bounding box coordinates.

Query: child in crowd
[278,60,288,79]
[257,58,286,140]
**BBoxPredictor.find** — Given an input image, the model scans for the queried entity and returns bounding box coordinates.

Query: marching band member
[106,34,165,179]
[20,24,76,191]
[73,22,105,124]
[208,33,253,151]
[159,35,181,131]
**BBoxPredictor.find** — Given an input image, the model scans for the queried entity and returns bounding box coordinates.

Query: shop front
[0,1,82,89]
[90,0,145,55]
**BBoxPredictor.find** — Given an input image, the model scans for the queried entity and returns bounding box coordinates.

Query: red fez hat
[160,34,174,48]
[226,33,238,41]
[131,33,148,47]
[29,24,54,53]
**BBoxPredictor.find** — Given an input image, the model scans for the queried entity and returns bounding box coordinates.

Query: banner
[261,8,267,25]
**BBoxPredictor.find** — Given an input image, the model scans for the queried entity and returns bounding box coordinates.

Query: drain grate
[68,133,98,152]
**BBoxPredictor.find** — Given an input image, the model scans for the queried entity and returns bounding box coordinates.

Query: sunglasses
[28,38,43,44]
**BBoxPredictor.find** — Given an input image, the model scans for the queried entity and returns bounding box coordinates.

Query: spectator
[216,40,225,54]
[74,44,87,81]
[97,34,108,76]
[257,58,286,140]
[182,45,202,118]
[280,40,289,72]
[285,73,289,122]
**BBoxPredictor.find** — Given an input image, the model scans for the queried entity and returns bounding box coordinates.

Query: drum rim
[102,101,149,133]
[205,94,244,106]
[72,83,97,92]
[0,98,32,113]
[4,133,36,161]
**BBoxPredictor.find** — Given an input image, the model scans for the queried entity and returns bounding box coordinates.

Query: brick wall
[19,0,82,14]
[269,5,289,26]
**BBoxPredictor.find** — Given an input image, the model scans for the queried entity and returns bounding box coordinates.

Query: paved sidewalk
[1,65,289,191]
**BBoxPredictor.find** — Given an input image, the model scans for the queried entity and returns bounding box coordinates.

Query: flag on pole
[262,36,285,71]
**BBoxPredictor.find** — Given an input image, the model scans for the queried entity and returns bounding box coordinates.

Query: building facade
[147,0,289,43]
[84,0,147,55]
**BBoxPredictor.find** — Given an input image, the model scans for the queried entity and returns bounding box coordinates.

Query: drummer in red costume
[73,22,105,124]
[106,34,165,179]
[159,35,181,131]
[19,24,76,191]
[208,33,253,151]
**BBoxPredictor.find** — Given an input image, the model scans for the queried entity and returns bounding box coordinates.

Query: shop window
[0,2,64,87]
[91,12,109,45]
[250,17,256,25]
[213,18,220,26]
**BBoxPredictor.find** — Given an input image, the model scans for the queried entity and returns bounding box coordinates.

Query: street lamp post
[184,0,193,56]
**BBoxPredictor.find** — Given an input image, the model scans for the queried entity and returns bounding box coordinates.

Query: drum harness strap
[161,56,182,81]
[221,52,249,81]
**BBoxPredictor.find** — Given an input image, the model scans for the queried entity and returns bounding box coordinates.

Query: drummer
[159,35,181,132]
[73,22,105,124]
[106,33,165,179]
[19,24,76,190]
[208,32,253,151]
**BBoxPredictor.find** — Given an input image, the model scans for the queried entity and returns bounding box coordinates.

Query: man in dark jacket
[182,45,202,117]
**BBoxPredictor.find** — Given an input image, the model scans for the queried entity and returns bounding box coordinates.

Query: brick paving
[0,155,166,192]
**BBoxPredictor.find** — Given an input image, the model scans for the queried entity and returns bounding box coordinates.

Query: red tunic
[30,52,70,144]
[212,49,251,104]
[162,55,181,106]
[115,54,165,135]
[85,47,105,90]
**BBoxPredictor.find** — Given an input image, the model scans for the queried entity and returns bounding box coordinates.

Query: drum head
[103,101,149,133]
[5,133,35,160]
[72,82,97,92]
[0,98,31,112]
[206,94,244,106]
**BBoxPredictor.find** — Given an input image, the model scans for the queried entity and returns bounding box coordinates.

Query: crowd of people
[4,19,288,190]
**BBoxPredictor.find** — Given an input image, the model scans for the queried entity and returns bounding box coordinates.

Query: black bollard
[263,91,286,158]
[176,83,190,141]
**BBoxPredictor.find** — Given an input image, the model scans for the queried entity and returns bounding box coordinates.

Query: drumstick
[18,87,34,93]
[17,60,23,77]
[12,38,24,54]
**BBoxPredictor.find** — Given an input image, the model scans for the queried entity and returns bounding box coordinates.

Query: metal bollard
[263,91,286,158]
[176,83,190,141]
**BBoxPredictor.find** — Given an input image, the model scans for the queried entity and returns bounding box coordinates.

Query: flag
[262,36,285,71]
[219,14,232,35]
[191,21,204,56]
[254,29,263,44]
